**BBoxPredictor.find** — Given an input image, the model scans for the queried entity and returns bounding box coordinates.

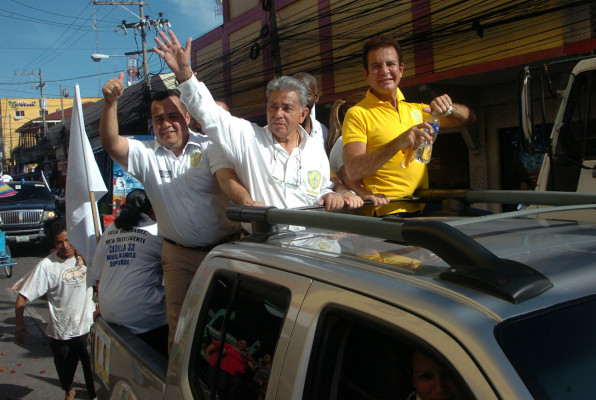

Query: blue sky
[0,0,222,100]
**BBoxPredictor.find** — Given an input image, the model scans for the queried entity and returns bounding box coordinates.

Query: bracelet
[443,105,454,117]
[341,190,356,197]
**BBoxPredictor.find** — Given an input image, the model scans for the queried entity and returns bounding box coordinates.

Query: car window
[303,308,473,400]
[190,271,290,400]
[0,184,52,203]
[496,295,596,399]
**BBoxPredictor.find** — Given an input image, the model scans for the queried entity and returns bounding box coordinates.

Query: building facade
[0,96,101,173]
[190,0,596,209]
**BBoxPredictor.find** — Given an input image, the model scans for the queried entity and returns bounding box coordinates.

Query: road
[0,242,97,400]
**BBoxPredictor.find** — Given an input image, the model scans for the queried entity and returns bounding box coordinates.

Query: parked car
[92,192,596,400]
[0,181,60,244]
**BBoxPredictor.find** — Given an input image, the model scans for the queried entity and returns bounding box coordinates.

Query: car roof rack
[226,206,553,304]
[411,189,596,206]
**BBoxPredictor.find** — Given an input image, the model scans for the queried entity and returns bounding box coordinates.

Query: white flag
[65,84,107,265]
[40,170,50,191]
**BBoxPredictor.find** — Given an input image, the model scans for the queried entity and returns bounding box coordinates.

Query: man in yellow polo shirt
[342,35,476,217]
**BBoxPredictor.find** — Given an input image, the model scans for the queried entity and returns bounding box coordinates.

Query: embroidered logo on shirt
[317,240,332,250]
[62,266,86,285]
[411,110,423,124]
[190,151,202,167]
[308,170,321,190]
[159,170,173,178]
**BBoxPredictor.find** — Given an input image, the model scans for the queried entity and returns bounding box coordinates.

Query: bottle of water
[414,114,440,164]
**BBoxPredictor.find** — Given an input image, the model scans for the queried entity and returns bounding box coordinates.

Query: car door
[164,253,312,400]
[278,281,508,400]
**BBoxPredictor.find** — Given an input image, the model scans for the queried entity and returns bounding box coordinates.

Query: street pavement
[0,243,96,400]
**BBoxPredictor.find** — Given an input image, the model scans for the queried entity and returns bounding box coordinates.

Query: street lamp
[91,52,149,87]
[90,53,126,62]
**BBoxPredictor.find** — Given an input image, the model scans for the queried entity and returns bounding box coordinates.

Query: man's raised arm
[153,30,194,84]
[99,72,129,167]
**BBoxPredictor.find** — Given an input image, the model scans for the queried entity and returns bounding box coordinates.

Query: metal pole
[39,69,47,138]
[60,85,65,124]
[268,0,283,76]
[139,4,150,86]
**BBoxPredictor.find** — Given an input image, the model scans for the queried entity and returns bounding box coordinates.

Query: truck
[90,57,596,400]
[92,192,596,400]
[0,181,60,245]
[520,56,596,220]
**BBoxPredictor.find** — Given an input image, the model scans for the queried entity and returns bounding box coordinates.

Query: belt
[163,230,244,252]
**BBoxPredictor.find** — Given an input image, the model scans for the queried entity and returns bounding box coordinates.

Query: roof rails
[412,189,596,206]
[226,206,553,304]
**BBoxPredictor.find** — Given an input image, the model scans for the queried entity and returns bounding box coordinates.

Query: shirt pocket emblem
[411,109,423,124]
[190,151,202,167]
[308,170,321,190]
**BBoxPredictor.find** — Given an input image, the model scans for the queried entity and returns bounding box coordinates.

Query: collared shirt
[177,77,333,210]
[342,88,429,216]
[125,131,239,247]
[309,111,328,145]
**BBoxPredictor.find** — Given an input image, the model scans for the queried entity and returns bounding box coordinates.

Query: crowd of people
[13,30,475,400]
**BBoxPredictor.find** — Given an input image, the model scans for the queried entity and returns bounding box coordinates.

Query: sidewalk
[1,274,94,399]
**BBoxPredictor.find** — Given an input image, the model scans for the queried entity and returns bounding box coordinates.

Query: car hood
[0,201,53,210]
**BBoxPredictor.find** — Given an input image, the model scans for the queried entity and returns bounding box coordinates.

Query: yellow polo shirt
[342,88,429,216]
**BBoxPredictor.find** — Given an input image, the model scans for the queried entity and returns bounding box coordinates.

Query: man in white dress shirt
[100,73,240,353]
[153,30,355,212]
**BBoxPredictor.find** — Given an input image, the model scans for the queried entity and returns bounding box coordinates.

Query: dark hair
[115,189,152,231]
[48,220,67,244]
[293,71,317,89]
[151,89,181,103]
[362,35,403,71]
[150,89,188,116]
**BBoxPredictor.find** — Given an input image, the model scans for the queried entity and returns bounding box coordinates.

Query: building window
[39,110,48,117]
[15,110,24,120]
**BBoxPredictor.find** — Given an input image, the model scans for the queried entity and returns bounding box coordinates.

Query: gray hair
[293,71,318,89]
[266,76,309,108]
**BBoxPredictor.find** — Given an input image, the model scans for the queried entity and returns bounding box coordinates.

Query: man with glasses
[100,74,241,354]
[153,30,360,212]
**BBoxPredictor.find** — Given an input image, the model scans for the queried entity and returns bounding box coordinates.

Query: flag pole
[89,191,101,243]
[74,87,102,244]
[68,83,107,259]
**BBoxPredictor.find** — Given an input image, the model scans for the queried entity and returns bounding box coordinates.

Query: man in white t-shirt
[100,74,241,353]
[153,30,359,212]
[15,221,96,400]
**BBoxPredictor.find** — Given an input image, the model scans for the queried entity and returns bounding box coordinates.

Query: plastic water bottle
[414,114,440,164]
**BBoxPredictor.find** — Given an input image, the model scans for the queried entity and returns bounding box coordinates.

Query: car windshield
[496,296,596,399]
[0,183,52,203]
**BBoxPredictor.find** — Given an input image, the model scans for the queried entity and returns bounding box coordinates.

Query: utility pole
[15,69,47,137]
[94,1,170,87]
[267,0,283,76]
[59,85,66,124]
[0,114,12,168]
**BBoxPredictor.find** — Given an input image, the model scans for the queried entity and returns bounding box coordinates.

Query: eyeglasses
[268,145,302,190]
[268,174,300,189]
